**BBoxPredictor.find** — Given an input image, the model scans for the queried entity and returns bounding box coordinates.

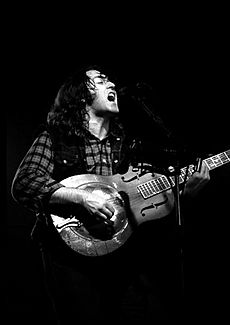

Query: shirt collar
[75,119,125,140]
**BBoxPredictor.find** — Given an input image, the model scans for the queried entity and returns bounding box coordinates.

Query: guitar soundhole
[76,182,128,238]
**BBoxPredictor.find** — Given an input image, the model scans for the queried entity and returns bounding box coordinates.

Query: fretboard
[137,149,230,199]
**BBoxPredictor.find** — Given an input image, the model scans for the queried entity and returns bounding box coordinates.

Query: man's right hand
[50,187,115,225]
[81,191,115,225]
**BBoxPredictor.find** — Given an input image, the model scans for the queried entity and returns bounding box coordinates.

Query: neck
[88,112,110,140]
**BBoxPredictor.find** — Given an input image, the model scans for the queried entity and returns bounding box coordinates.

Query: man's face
[86,69,119,117]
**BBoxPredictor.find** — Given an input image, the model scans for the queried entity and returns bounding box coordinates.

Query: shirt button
[63,159,67,164]
[114,159,118,164]
[116,137,120,141]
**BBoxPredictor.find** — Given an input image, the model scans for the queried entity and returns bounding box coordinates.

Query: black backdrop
[6,29,230,324]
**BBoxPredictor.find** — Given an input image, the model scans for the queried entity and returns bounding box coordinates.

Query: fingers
[105,205,115,219]
[82,192,115,224]
[194,159,209,177]
[196,161,210,181]
[95,214,114,225]
[95,203,115,224]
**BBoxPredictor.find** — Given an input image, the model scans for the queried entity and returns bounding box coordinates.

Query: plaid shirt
[11,125,127,213]
[85,132,114,175]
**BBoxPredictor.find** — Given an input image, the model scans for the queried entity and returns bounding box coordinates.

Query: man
[11,64,210,324]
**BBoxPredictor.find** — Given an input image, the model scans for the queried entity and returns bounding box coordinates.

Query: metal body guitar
[51,149,230,256]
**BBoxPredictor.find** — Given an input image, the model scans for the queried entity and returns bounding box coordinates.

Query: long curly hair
[47,64,107,137]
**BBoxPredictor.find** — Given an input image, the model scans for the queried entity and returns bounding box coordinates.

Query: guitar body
[51,166,175,257]
[51,149,230,256]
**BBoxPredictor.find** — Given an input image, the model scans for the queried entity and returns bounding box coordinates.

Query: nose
[107,80,116,89]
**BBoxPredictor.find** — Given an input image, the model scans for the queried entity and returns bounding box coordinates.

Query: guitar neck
[203,149,230,170]
[137,149,230,199]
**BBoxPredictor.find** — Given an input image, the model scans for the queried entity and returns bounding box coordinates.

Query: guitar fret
[162,176,171,188]
[147,182,156,193]
[150,181,159,193]
[137,184,153,199]
[220,151,230,163]
[137,176,169,199]
[145,184,153,196]
[169,175,185,186]
[181,166,194,179]
[180,169,186,176]
[169,176,175,187]
[155,178,165,191]
[205,150,230,170]
[219,152,228,163]
[152,179,160,190]
[205,158,217,170]
[150,180,161,193]
[137,149,230,200]
[212,156,223,167]
[146,182,154,195]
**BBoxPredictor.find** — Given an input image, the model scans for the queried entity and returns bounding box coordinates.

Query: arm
[11,131,114,221]
[11,131,64,213]
[50,187,115,223]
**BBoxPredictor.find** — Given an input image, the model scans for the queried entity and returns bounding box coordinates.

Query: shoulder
[31,130,52,148]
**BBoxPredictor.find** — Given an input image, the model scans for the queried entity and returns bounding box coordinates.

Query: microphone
[117,81,153,98]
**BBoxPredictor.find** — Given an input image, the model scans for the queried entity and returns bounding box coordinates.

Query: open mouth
[107,92,116,102]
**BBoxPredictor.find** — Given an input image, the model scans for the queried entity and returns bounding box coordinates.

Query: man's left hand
[183,161,210,197]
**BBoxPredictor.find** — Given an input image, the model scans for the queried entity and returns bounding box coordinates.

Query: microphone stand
[131,93,187,308]
[167,157,185,302]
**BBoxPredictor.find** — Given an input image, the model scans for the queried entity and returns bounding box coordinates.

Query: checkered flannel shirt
[11,125,125,213]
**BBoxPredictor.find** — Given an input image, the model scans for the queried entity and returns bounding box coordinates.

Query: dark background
[6,13,229,324]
